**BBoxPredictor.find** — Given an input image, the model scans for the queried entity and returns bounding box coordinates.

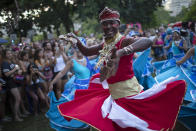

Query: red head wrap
[99,7,120,23]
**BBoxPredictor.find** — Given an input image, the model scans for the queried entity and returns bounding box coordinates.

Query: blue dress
[177,46,196,131]
[86,57,100,76]
[46,59,91,131]
[154,46,196,102]
[133,48,156,90]
[152,41,185,75]
[63,59,91,101]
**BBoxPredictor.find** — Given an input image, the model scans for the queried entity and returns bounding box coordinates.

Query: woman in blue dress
[153,29,188,75]
[154,46,196,102]
[46,48,90,131]
[86,38,100,76]
[176,46,196,131]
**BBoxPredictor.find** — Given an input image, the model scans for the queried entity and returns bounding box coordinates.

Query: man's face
[101,20,119,39]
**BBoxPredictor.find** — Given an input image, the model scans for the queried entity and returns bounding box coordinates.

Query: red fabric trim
[100,14,119,21]
[58,74,186,131]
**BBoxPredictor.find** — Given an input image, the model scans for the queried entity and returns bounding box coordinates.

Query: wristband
[123,45,134,55]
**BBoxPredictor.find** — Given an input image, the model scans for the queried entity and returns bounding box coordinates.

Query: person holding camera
[26,63,49,115]
[1,49,23,122]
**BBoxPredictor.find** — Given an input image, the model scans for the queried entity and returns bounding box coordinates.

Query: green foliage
[33,34,44,41]
[153,7,172,26]
[75,0,163,25]
[0,0,164,38]
[184,0,196,21]
[171,0,196,22]
[80,18,102,38]
[175,6,189,21]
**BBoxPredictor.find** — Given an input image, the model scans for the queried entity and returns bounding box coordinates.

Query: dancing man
[58,7,186,131]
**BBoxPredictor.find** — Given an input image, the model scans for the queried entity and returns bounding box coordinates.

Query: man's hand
[59,33,78,46]
[66,33,78,44]
[99,48,123,82]
[107,48,123,76]
[100,66,110,82]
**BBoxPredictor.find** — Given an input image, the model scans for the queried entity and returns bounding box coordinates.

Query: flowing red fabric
[58,74,186,131]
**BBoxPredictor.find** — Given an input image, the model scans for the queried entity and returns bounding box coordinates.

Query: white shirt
[54,55,66,72]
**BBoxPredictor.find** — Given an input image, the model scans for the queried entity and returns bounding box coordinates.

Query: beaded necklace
[95,33,122,69]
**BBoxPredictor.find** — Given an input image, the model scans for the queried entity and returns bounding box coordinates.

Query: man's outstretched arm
[63,33,103,56]
[119,37,153,57]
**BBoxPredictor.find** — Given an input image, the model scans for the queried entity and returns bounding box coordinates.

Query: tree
[153,7,174,27]
[184,0,196,21]
[0,0,165,37]
[74,0,164,29]
[0,0,75,37]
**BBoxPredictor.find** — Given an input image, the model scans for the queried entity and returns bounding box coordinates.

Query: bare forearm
[61,52,68,62]
[132,38,152,51]
[119,38,152,57]
[51,72,64,85]
[178,47,194,64]
[5,68,17,77]
[37,72,46,80]
[77,41,103,56]
[51,63,71,85]
[177,56,189,64]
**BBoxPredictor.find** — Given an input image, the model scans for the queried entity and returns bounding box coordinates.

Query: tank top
[54,55,66,72]
[156,39,164,45]
[72,59,90,79]
[172,40,183,55]
[107,37,134,84]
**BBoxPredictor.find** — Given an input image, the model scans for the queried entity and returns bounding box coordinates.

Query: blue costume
[153,39,185,75]
[46,58,90,131]
[177,46,196,131]
[86,57,100,76]
[63,59,91,101]
[133,48,156,90]
[154,46,196,102]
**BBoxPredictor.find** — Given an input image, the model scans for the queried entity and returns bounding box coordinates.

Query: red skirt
[58,74,186,131]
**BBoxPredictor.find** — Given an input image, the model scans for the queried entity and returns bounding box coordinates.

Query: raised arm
[176,47,195,65]
[49,60,73,91]
[62,33,103,56]
[77,41,103,56]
